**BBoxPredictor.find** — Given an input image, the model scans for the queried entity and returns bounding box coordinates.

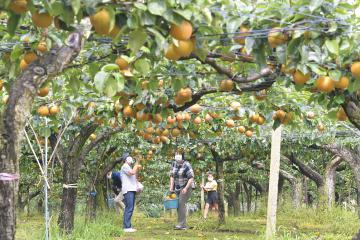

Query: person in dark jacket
[107,171,125,210]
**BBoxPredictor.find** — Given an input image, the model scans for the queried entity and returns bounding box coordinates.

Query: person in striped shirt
[169,152,194,230]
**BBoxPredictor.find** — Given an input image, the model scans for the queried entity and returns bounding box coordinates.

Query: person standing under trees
[201,172,219,219]
[121,156,142,233]
[107,171,125,211]
[169,151,195,230]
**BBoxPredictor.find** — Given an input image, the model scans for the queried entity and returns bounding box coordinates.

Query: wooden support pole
[265,125,282,240]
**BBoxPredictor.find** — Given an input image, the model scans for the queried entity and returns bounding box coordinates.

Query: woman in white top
[201,172,218,219]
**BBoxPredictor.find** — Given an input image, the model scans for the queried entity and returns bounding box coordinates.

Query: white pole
[44,118,49,240]
[265,125,282,240]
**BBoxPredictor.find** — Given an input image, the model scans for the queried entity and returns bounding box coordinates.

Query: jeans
[123,191,136,229]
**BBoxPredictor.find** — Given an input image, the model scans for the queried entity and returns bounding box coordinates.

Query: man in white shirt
[121,156,141,233]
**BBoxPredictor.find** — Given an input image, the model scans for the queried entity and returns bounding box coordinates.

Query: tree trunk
[0,31,83,240]
[303,177,309,205]
[278,175,285,203]
[58,124,98,233]
[342,93,360,130]
[86,193,96,222]
[240,183,245,214]
[285,153,326,205]
[323,144,360,216]
[293,178,302,208]
[37,198,43,214]
[58,156,81,234]
[325,156,343,207]
[243,183,252,212]
[234,181,241,216]
[215,158,225,224]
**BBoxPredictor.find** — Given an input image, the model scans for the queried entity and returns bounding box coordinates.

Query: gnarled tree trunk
[325,156,343,207]
[285,153,326,205]
[215,158,225,224]
[323,144,360,217]
[343,94,360,130]
[233,181,241,216]
[58,127,121,233]
[58,123,98,234]
[0,31,83,240]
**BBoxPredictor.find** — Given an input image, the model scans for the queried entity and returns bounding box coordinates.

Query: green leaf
[172,78,183,92]
[163,10,183,25]
[7,13,21,36]
[104,76,117,97]
[113,73,125,92]
[309,0,324,12]
[272,120,281,130]
[140,11,156,26]
[329,69,341,81]
[325,39,339,55]
[10,44,23,61]
[306,63,327,75]
[348,79,360,93]
[88,62,101,78]
[287,37,301,56]
[101,64,119,72]
[94,71,110,92]
[50,1,64,16]
[128,28,147,53]
[134,59,151,75]
[148,27,166,49]
[68,78,81,92]
[148,0,167,16]
[327,109,337,120]
[40,127,51,138]
[253,43,266,67]
[134,3,147,10]
[173,9,192,20]
[71,0,81,15]
[226,17,243,34]
[62,6,74,25]
[334,95,345,104]
[194,47,208,62]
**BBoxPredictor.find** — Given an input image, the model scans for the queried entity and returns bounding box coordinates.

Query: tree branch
[79,128,122,163]
[283,153,324,188]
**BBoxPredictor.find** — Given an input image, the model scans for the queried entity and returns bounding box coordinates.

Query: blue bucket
[164,198,179,210]
[163,192,179,210]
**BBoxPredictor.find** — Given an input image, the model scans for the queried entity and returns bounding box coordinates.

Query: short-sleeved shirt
[204,180,217,191]
[121,163,137,195]
[170,161,194,192]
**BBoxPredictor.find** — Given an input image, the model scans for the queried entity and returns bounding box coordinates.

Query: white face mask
[208,177,214,181]
[175,154,183,163]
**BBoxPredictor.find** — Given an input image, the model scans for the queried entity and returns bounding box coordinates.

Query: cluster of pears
[165,20,195,61]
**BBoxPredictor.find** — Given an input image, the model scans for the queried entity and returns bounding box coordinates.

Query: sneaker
[124,228,137,233]
[174,225,187,230]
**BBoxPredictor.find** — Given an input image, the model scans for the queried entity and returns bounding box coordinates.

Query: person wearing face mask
[169,151,195,230]
[201,172,218,219]
[120,156,142,233]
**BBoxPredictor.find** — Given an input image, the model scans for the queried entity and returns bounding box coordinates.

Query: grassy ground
[16,207,360,240]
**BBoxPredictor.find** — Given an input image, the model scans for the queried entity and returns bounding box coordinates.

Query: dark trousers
[123,191,136,228]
